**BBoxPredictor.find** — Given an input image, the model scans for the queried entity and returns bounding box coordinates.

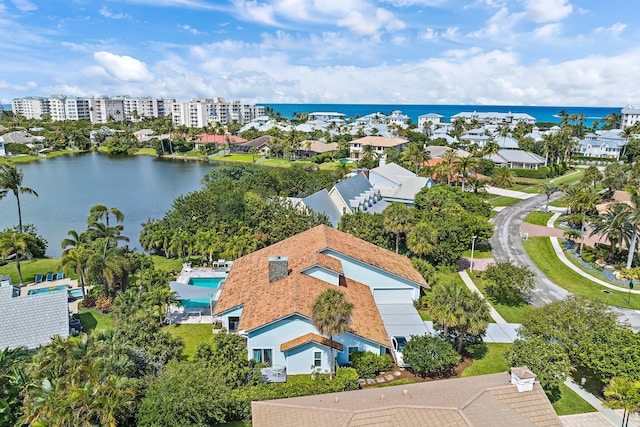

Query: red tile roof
[213,225,426,347]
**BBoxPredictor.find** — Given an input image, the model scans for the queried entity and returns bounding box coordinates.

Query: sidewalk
[564,379,624,426]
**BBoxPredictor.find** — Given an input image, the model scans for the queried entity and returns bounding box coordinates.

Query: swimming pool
[28,285,67,295]
[188,277,223,288]
[69,288,84,298]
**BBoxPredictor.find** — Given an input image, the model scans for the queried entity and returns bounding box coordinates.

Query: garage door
[373,288,415,305]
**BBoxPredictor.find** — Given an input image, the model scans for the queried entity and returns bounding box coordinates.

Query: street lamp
[470,236,477,273]
[629,279,634,304]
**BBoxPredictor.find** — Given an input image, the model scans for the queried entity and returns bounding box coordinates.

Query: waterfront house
[234,135,273,154]
[295,140,339,158]
[194,133,247,150]
[348,136,408,160]
[212,225,428,375]
[622,104,640,130]
[451,111,536,126]
[252,368,561,427]
[0,277,69,350]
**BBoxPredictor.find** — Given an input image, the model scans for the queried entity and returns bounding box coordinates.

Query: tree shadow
[77,311,98,333]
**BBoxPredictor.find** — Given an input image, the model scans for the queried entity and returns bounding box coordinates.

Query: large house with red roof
[212,225,428,375]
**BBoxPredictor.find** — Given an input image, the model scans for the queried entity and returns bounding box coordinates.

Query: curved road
[489,193,640,330]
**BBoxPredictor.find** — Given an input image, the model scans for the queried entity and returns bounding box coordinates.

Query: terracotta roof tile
[252,373,562,427]
[214,225,424,346]
[280,333,344,352]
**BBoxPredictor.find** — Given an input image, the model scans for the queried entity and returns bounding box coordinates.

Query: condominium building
[11,96,50,119]
[621,105,640,131]
[11,95,261,127]
[450,111,536,126]
[171,98,266,127]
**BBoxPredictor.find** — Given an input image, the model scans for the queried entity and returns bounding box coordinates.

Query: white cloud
[99,7,131,20]
[380,0,445,6]
[595,23,627,36]
[93,51,153,82]
[10,0,37,11]
[181,24,204,35]
[523,0,572,23]
[533,23,561,38]
[337,8,405,35]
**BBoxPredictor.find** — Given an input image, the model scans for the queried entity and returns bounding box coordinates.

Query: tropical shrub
[402,335,460,378]
[350,351,393,378]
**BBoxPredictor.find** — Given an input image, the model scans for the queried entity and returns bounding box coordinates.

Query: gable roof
[333,173,374,205]
[252,372,561,427]
[213,225,426,346]
[489,149,545,165]
[301,189,342,227]
[239,135,273,149]
[281,333,344,352]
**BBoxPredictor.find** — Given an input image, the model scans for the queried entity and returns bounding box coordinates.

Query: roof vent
[268,256,289,283]
[510,366,536,392]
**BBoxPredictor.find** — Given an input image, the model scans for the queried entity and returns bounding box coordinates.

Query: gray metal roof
[0,286,69,350]
[489,149,545,165]
[302,189,342,227]
[334,173,373,204]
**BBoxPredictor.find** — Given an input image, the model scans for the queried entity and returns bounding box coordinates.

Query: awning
[169,281,217,301]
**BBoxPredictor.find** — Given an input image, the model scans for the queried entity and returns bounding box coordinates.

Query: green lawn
[524,237,640,309]
[151,255,185,272]
[524,211,554,226]
[77,309,114,334]
[549,199,567,208]
[552,170,585,186]
[462,243,493,259]
[488,196,522,207]
[552,383,597,416]
[461,343,511,377]
[418,309,433,321]
[470,276,532,324]
[165,324,214,359]
[0,257,72,285]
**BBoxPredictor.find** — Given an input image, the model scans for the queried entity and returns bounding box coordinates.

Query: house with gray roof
[0,279,70,350]
[369,162,432,205]
[488,149,545,169]
[234,135,273,154]
[296,173,388,227]
[577,130,631,159]
[493,135,520,149]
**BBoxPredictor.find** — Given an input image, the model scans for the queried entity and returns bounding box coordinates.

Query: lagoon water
[0,152,214,258]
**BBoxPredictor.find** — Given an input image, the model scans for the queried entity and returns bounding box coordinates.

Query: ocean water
[263,104,620,128]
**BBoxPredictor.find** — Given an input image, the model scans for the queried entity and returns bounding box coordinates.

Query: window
[348,347,359,362]
[252,348,272,366]
[228,316,240,332]
[313,351,322,368]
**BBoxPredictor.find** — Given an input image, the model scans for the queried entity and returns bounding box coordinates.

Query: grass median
[524,236,640,309]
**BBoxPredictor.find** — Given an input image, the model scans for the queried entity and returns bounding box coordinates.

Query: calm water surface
[0,152,215,258]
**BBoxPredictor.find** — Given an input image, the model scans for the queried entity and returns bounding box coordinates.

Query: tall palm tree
[565,184,601,254]
[455,290,491,353]
[0,164,39,233]
[61,229,84,255]
[402,142,429,174]
[425,281,467,338]
[455,156,478,192]
[60,246,91,298]
[590,203,634,260]
[311,288,353,379]
[0,231,34,285]
[583,165,603,189]
[541,182,559,212]
[406,221,439,259]
[383,203,414,253]
[88,204,124,228]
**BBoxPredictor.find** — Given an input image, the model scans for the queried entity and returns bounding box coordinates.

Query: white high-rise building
[88,97,126,124]
[122,96,174,122]
[171,97,266,128]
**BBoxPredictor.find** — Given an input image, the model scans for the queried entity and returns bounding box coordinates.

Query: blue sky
[1,0,638,106]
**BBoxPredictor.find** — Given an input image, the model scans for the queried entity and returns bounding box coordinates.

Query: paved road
[489,192,640,330]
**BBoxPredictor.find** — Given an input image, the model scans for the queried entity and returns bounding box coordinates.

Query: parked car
[391,336,408,367]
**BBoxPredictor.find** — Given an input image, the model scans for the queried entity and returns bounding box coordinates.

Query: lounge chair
[45,273,54,281]
[56,271,64,280]
[34,274,43,283]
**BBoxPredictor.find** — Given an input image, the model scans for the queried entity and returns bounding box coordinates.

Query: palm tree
[491,167,515,189]
[406,221,439,259]
[0,164,39,233]
[311,288,353,379]
[590,203,634,260]
[402,142,429,174]
[565,184,601,254]
[541,182,559,212]
[425,281,467,338]
[248,147,259,163]
[0,231,34,285]
[466,175,489,194]
[88,204,124,228]
[383,203,414,253]
[583,165,603,189]
[61,229,84,255]
[60,246,91,298]
[455,155,478,192]
[454,290,490,353]
[604,376,640,427]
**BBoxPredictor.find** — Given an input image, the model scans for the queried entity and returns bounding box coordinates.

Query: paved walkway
[486,186,536,199]
[563,379,624,426]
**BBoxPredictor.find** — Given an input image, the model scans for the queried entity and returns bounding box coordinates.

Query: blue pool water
[28,285,67,295]
[188,277,223,288]
[69,288,84,298]
[181,298,211,307]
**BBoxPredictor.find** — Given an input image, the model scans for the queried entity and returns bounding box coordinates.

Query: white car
[391,336,409,367]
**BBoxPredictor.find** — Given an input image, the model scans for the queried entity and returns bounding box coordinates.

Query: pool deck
[176,267,229,284]
[21,278,84,313]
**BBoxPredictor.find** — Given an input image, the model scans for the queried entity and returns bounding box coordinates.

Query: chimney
[268,256,289,283]
[510,366,537,392]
